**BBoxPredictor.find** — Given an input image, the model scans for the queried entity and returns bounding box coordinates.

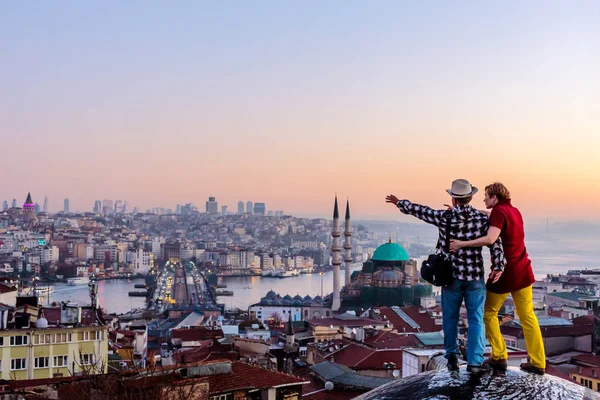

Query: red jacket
[486,199,535,294]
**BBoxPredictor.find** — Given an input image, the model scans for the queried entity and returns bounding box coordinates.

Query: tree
[266,312,283,330]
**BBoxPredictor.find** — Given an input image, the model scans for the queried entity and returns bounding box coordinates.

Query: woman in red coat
[450,182,545,375]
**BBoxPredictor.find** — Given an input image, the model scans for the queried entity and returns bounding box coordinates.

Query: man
[449,182,545,375]
[386,179,505,373]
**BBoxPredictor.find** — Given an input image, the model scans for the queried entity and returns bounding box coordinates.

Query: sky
[1,2,599,221]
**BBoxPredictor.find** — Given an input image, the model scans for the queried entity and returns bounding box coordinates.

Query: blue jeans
[441,278,486,366]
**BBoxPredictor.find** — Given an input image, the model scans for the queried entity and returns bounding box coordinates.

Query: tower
[283,312,297,374]
[23,192,35,222]
[238,201,245,214]
[64,198,70,213]
[331,196,342,312]
[43,196,49,213]
[344,200,352,286]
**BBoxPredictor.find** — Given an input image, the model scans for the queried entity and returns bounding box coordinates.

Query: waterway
[41,239,600,314]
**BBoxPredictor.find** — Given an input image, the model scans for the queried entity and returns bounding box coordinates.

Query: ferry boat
[67,277,90,286]
[36,286,55,295]
[276,269,300,278]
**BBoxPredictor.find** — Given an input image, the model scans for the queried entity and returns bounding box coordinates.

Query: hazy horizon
[2,2,599,219]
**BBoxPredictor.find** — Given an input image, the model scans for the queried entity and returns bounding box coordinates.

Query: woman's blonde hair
[485,182,511,200]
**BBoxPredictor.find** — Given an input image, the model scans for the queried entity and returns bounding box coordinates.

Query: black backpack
[420,211,454,287]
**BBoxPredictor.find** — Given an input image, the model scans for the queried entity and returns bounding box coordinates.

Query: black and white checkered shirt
[397,200,506,281]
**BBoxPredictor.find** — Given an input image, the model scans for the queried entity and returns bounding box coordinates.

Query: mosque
[329,196,433,311]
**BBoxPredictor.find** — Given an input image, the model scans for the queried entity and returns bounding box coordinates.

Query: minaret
[331,196,341,312]
[344,199,352,287]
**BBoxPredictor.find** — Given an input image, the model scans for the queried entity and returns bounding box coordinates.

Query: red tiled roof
[571,354,600,367]
[501,324,593,339]
[573,367,600,380]
[324,343,404,370]
[547,365,580,383]
[363,331,418,349]
[171,327,224,342]
[380,306,437,333]
[205,361,308,394]
[573,315,594,325]
[306,317,383,328]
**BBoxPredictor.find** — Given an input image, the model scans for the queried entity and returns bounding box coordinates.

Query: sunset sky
[1,2,599,221]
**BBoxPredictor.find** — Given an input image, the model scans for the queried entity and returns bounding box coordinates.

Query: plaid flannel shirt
[397,200,506,281]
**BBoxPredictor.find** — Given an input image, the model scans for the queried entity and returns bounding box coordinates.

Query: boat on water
[67,277,90,286]
[36,286,55,295]
[261,268,276,277]
[275,269,300,278]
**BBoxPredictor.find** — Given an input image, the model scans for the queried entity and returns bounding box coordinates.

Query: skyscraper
[102,199,113,215]
[206,197,218,214]
[11,199,17,208]
[115,200,123,214]
[43,196,49,213]
[254,202,266,216]
[2,201,7,210]
[93,200,102,213]
[246,201,253,215]
[34,203,41,214]
[64,198,70,213]
[221,205,228,215]
[237,201,244,214]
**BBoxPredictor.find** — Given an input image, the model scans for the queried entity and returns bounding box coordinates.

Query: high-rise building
[34,203,41,214]
[93,200,102,213]
[176,204,181,214]
[43,196,49,213]
[221,205,228,215]
[206,196,218,214]
[133,207,140,214]
[64,198,70,213]
[102,199,113,215]
[11,199,17,208]
[2,201,7,210]
[246,201,253,215]
[114,200,123,214]
[237,201,245,214]
[254,202,266,216]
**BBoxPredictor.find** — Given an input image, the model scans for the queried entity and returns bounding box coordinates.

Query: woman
[449,182,546,375]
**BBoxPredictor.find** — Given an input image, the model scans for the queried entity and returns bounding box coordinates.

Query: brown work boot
[520,362,545,375]
[483,358,507,371]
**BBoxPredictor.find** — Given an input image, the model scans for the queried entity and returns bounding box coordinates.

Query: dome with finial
[303,295,312,301]
[266,290,277,300]
[293,294,303,301]
[283,294,293,301]
[371,238,409,262]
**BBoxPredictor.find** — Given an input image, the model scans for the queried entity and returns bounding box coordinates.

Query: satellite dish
[324,381,334,391]
[392,370,400,378]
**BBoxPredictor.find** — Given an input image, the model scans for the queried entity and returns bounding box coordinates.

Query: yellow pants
[483,285,546,369]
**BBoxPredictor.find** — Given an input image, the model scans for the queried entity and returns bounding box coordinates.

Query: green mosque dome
[371,240,410,262]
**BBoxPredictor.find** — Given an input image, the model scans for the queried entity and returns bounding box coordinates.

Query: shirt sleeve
[396,200,445,227]
[488,237,506,272]
[489,207,506,230]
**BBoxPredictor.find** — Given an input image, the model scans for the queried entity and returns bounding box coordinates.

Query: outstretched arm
[450,226,501,251]
[386,195,445,227]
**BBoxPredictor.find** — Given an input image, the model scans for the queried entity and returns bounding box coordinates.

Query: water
[44,279,147,315]
[41,239,600,313]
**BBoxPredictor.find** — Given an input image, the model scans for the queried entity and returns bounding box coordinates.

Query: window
[210,394,233,400]
[53,356,68,368]
[0,337,3,346]
[11,359,26,370]
[35,357,50,368]
[95,330,103,340]
[10,336,28,346]
[80,354,94,365]
[81,331,91,341]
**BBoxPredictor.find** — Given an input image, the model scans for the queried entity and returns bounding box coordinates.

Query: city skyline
[2,2,599,220]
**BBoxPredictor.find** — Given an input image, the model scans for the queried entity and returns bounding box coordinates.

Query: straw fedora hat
[446,179,478,198]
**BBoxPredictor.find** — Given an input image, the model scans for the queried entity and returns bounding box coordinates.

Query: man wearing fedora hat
[386,179,506,373]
